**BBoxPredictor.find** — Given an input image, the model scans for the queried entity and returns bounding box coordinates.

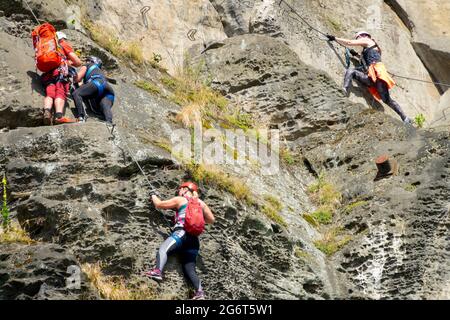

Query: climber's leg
[376,80,409,122]
[343,68,373,95]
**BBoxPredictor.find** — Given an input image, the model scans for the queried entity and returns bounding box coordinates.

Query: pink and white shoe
[192,289,206,300]
[144,268,163,281]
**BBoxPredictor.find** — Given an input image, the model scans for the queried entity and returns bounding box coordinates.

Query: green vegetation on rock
[134,80,161,95]
[314,228,352,256]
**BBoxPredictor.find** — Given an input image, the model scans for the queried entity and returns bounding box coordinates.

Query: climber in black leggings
[72,56,115,123]
[144,182,215,300]
[327,31,412,124]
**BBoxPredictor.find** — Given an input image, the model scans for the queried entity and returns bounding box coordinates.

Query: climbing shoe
[342,86,350,97]
[192,289,205,300]
[43,109,52,126]
[54,117,76,125]
[144,268,163,281]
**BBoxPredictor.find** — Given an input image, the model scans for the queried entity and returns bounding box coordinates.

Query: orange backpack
[31,23,66,73]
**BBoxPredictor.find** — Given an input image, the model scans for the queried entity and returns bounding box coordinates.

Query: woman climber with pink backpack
[144,182,215,300]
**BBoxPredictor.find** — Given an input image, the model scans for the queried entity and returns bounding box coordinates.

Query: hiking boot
[43,109,52,126]
[54,117,76,125]
[144,268,163,281]
[192,289,205,300]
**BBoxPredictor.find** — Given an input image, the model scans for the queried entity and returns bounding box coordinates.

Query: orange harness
[367,62,396,101]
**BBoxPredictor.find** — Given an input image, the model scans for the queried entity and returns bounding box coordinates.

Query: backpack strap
[84,64,100,82]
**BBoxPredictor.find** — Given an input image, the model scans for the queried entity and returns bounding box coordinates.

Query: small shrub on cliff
[134,80,161,95]
[164,59,254,130]
[314,228,351,256]
[262,195,287,227]
[0,222,35,245]
[305,174,342,226]
[279,146,300,166]
[344,200,368,214]
[83,20,144,66]
[414,114,426,128]
[187,162,254,205]
[82,263,156,300]
[304,206,333,226]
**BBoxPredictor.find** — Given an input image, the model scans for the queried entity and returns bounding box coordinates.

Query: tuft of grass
[0,222,35,245]
[176,103,203,128]
[125,41,144,65]
[163,60,254,130]
[262,203,287,227]
[152,139,172,154]
[404,184,417,192]
[307,172,326,194]
[305,206,333,225]
[186,162,254,205]
[344,200,368,214]
[294,246,309,260]
[82,263,156,300]
[264,195,283,211]
[314,228,351,256]
[305,174,341,227]
[279,147,297,166]
[261,194,286,227]
[82,20,145,66]
[307,173,341,208]
[327,17,342,32]
[134,80,161,95]
[223,111,255,131]
[414,114,426,128]
[161,76,177,89]
[158,141,255,206]
[303,213,319,227]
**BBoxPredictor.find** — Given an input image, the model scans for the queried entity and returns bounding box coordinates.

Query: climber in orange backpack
[144,182,215,300]
[326,32,412,124]
[32,23,82,125]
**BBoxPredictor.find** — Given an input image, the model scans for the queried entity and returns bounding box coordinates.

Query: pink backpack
[183,197,205,236]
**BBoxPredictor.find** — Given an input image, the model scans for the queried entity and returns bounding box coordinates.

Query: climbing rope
[388,73,450,88]
[23,0,41,25]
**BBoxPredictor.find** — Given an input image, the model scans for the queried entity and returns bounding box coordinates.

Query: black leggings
[344,68,407,121]
[156,228,201,291]
[72,82,114,123]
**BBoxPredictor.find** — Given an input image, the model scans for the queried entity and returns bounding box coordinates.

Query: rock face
[207,0,447,125]
[297,110,450,299]
[209,0,256,36]
[200,34,363,140]
[1,123,332,300]
[0,243,95,300]
[59,0,227,74]
[1,0,449,300]
[386,0,450,94]
[0,12,42,129]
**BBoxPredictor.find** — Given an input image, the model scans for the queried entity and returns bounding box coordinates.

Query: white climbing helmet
[355,31,371,39]
[56,31,67,40]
